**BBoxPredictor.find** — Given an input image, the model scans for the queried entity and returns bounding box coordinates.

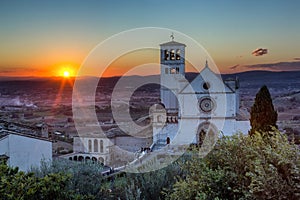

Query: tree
[165,131,300,200]
[0,162,92,200]
[250,85,277,136]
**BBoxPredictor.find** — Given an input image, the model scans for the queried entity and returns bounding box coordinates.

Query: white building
[0,130,52,171]
[60,129,152,167]
[152,39,250,148]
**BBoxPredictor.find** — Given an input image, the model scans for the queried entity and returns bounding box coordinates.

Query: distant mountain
[1,70,299,86]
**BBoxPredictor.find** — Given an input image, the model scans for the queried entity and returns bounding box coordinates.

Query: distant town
[0,70,299,169]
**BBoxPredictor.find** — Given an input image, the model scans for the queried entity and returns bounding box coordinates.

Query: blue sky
[0,0,299,76]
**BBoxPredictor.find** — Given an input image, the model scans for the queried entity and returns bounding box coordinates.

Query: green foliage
[32,158,104,198]
[0,163,91,200]
[250,85,278,135]
[2,129,299,200]
[124,164,181,200]
[166,130,300,200]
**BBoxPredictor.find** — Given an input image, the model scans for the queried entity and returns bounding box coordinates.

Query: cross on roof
[170,33,174,41]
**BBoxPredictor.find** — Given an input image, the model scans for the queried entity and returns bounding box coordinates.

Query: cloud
[252,48,268,56]
[229,64,239,70]
[0,66,40,75]
[293,57,300,61]
[245,61,300,71]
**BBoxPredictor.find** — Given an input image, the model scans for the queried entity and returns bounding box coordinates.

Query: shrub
[166,130,300,200]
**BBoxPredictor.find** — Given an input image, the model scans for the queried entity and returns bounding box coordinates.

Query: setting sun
[63,71,70,77]
[57,64,77,77]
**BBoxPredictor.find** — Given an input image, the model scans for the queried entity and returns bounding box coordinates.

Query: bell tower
[160,35,186,113]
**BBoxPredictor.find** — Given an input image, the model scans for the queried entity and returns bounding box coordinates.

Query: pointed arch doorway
[196,122,218,146]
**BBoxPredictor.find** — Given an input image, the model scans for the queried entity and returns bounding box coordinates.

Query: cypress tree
[249,85,278,135]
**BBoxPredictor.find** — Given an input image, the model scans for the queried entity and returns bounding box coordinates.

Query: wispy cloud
[293,57,300,61]
[0,66,40,75]
[252,48,268,56]
[229,64,239,70]
[245,61,300,71]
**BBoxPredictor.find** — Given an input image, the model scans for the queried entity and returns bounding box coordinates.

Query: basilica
[62,38,250,167]
[151,39,250,149]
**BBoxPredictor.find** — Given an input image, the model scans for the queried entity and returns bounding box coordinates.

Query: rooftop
[160,40,186,47]
[0,129,52,142]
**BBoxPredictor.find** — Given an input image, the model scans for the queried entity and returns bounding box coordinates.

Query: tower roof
[160,40,186,47]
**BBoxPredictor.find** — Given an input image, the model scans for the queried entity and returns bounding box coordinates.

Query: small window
[88,140,92,152]
[176,49,181,60]
[170,49,175,60]
[176,67,180,74]
[170,68,176,74]
[203,82,210,90]
[165,68,169,74]
[100,140,104,153]
[94,139,98,152]
[166,137,170,144]
[164,50,169,60]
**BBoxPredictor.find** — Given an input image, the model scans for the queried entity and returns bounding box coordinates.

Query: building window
[170,49,175,60]
[166,137,170,144]
[170,68,176,74]
[165,68,169,74]
[78,156,84,161]
[199,97,215,113]
[94,139,98,152]
[99,157,104,164]
[176,49,181,60]
[203,82,210,90]
[100,140,104,153]
[164,50,169,60]
[176,67,180,73]
[88,140,92,152]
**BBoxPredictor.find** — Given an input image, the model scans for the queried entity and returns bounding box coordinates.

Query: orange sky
[1,1,299,77]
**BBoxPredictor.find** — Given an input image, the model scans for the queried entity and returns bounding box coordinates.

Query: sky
[0,0,300,77]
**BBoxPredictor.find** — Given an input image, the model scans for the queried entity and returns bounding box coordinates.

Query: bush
[166,130,300,200]
[0,162,91,200]
[31,158,104,198]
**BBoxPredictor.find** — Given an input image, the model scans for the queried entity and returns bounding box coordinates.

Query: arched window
[176,49,181,60]
[99,157,104,165]
[78,156,84,161]
[170,49,175,60]
[100,140,104,153]
[94,139,98,152]
[88,139,92,152]
[164,49,169,60]
[166,137,170,144]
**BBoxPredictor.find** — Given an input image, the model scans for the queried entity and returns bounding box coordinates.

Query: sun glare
[63,71,70,77]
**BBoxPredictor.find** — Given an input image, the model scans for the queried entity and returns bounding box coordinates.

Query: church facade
[152,39,250,148]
